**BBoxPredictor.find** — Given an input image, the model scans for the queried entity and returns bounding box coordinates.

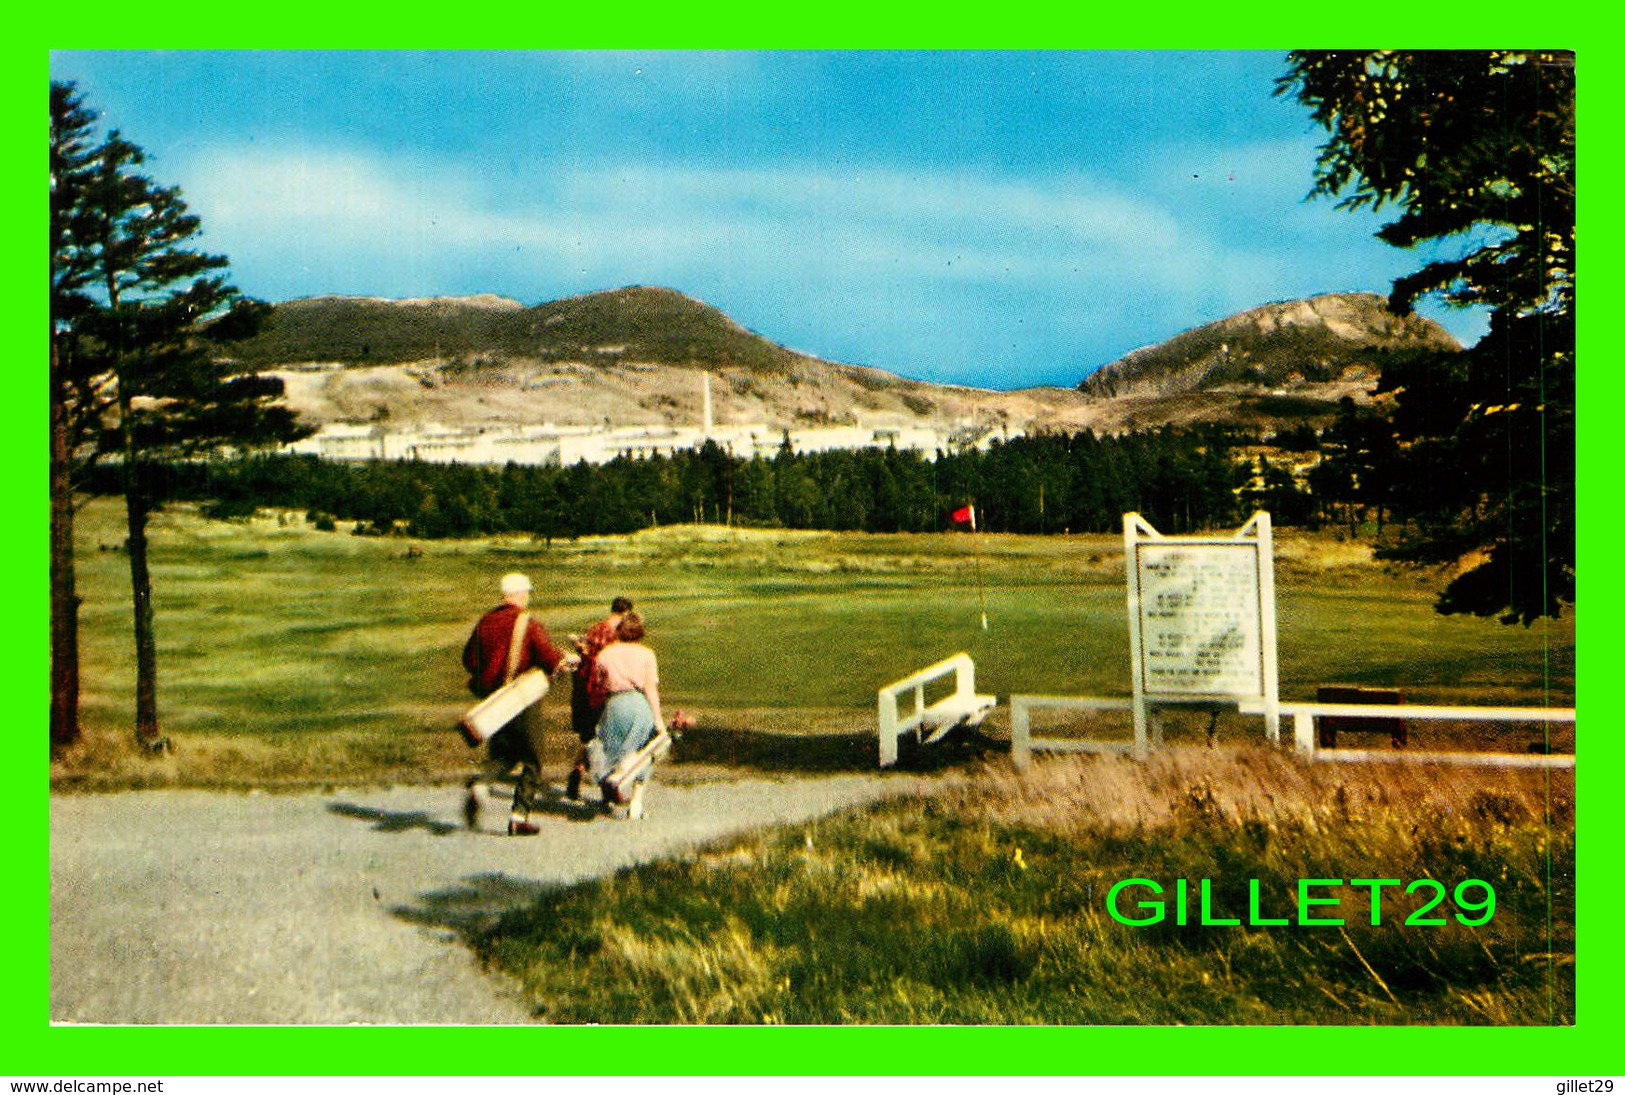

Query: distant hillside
[1078,293,1461,399]
[227,286,1453,439]
[228,285,1111,438]
[228,286,814,373]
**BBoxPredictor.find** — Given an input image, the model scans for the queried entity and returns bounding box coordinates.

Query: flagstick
[971,507,988,630]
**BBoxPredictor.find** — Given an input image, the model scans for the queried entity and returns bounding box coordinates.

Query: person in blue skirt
[587,611,666,819]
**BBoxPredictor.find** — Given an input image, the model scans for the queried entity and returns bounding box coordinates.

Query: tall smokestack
[702,371,713,436]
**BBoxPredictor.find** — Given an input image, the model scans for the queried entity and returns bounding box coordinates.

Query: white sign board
[1135,542,1263,696]
[1123,512,1280,754]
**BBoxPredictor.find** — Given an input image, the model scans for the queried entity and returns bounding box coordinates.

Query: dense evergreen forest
[92,424,1349,540]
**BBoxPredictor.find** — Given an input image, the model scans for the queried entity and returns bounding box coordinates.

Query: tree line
[104,425,1304,540]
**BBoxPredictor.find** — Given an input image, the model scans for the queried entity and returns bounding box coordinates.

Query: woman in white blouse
[588,611,665,816]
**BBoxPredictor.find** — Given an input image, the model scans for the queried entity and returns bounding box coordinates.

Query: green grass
[465,747,1572,1024]
[58,498,1574,787]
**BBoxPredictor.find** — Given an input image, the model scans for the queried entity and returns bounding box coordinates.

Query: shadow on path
[327,801,462,836]
[671,721,1005,774]
[526,794,609,823]
[393,871,559,936]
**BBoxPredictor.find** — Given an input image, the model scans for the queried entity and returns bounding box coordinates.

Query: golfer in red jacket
[462,572,572,835]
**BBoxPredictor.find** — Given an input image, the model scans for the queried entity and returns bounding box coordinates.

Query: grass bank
[473,746,1574,1024]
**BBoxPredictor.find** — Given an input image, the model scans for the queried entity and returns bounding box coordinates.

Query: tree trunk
[107,277,164,751]
[116,348,162,748]
[49,339,80,750]
[123,463,162,746]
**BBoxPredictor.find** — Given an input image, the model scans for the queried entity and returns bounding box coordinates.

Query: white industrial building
[283,419,1015,466]
[282,373,1019,466]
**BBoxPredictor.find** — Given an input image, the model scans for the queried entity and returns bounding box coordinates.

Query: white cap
[499,572,532,596]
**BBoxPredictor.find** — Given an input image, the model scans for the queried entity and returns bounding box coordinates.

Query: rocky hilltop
[1067,292,1461,431]
[229,287,1460,437]
[1080,292,1459,399]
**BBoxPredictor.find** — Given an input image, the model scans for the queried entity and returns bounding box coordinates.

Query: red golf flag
[950,504,976,530]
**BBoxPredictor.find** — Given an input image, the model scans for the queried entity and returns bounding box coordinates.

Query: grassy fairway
[58,498,1573,786]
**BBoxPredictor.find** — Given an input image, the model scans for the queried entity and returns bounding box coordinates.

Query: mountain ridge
[231,287,1457,437]
[230,286,825,375]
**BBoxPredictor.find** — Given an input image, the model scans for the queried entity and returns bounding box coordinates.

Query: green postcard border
[11,9,1618,1078]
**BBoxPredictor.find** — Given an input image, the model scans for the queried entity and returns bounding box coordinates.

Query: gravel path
[50,773,908,1025]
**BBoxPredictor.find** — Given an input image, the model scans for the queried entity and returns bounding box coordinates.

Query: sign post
[1123,511,1279,755]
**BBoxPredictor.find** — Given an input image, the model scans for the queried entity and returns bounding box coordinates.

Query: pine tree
[52,82,309,750]
[49,81,102,749]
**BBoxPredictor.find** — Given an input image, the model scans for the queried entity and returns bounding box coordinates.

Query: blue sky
[49,50,1488,389]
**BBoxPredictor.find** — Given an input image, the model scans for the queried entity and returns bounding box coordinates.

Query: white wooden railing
[877,653,996,768]
[1237,698,1575,767]
[1009,695,1575,769]
[1009,695,1136,767]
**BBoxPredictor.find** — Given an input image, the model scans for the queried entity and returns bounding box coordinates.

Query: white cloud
[188,143,1225,282]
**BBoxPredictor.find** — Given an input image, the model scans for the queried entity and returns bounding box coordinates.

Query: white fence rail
[1009,695,1136,768]
[1010,695,1575,769]
[877,653,996,767]
[1236,699,1575,768]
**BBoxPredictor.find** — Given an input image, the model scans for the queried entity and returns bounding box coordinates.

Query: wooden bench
[1316,685,1406,748]
[877,653,997,767]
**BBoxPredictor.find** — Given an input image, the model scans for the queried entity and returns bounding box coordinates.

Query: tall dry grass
[975,744,1572,834]
[471,746,1573,1025]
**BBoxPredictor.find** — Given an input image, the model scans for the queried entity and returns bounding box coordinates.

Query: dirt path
[50,773,910,1024]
